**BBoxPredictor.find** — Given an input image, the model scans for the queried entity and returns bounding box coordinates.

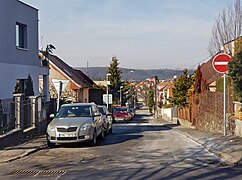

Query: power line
[187,55,212,70]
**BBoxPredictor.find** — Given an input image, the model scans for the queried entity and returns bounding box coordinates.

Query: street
[0,108,241,180]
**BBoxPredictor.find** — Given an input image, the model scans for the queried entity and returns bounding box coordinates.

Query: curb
[0,145,47,163]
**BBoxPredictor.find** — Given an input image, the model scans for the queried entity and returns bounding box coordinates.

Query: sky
[22,0,232,69]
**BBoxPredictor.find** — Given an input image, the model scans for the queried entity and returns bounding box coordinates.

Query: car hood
[49,117,93,127]
[113,112,128,116]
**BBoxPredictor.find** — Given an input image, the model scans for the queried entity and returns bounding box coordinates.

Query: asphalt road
[0,108,241,180]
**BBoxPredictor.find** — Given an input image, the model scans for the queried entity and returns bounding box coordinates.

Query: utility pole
[154,76,158,118]
[120,86,123,106]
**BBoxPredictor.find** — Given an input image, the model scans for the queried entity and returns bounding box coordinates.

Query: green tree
[25,74,34,97]
[122,82,136,107]
[228,50,242,101]
[169,69,194,107]
[107,56,122,103]
[147,89,155,113]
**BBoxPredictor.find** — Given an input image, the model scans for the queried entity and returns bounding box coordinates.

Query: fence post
[29,96,37,128]
[37,96,47,133]
[13,93,24,130]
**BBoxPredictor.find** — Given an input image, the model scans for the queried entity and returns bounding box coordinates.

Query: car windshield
[98,107,105,115]
[56,105,92,118]
[114,107,128,112]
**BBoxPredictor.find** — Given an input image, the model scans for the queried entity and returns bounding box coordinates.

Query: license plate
[59,133,76,137]
[115,118,124,120]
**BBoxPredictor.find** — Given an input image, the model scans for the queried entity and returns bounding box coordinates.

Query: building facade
[0,0,48,99]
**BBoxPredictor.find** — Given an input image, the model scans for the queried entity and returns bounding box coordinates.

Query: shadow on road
[21,145,242,180]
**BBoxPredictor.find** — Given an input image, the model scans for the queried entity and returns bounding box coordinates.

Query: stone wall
[195,91,224,133]
[176,90,237,135]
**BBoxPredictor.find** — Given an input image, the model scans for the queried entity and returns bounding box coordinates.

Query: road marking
[114,123,163,126]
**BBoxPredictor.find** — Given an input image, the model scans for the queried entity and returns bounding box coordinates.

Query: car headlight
[80,124,92,131]
[47,125,55,132]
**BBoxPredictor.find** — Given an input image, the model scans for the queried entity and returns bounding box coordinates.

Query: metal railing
[0,98,16,134]
[23,98,33,129]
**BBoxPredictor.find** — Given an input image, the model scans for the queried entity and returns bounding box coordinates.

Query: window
[16,22,27,49]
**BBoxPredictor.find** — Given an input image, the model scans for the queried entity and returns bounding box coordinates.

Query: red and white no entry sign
[212,53,231,73]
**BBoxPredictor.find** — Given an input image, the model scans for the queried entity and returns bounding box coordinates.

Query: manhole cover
[8,169,66,177]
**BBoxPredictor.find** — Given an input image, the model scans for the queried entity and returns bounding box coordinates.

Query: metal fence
[0,98,16,134]
[0,94,57,142]
[45,99,57,123]
[23,98,33,129]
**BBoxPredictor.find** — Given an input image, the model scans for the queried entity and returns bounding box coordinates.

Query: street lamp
[120,86,123,106]
[154,76,158,118]
[106,73,111,110]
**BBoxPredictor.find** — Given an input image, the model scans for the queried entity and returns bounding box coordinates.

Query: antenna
[86,61,89,76]
[40,35,43,51]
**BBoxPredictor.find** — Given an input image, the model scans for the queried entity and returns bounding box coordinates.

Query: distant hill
[75,67,194,81]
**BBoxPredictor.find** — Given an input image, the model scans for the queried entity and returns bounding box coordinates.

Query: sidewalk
[0,135,47,163]
[155,118,242,165]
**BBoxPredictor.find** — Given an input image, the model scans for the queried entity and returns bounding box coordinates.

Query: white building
[0,0,49,100]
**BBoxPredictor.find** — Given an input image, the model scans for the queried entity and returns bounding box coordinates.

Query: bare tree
[208,0,241,56]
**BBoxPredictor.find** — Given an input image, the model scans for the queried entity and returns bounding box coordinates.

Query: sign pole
[106,73,111,110]
[56,81,63,112]
[212,53,231,136]
[107,84,109,110]
[223,73,226,136]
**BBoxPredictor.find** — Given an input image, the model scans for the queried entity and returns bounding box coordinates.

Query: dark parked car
[46,103,104,147]
[128,108,135,119]
[98,105,113,134]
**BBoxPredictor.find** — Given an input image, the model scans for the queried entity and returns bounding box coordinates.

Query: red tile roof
[200,58,222,85]
[43,52,94,88]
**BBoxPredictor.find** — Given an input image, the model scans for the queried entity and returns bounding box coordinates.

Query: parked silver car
[46,103,104,147]
[98,105,113,134]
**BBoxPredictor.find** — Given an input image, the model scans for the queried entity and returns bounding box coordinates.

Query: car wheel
[105,123,109,135]
[90,131,97,146]
[105,127,109,135]
[109,127,112,134]
[101,128,105,139]
[47,140,56,148]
